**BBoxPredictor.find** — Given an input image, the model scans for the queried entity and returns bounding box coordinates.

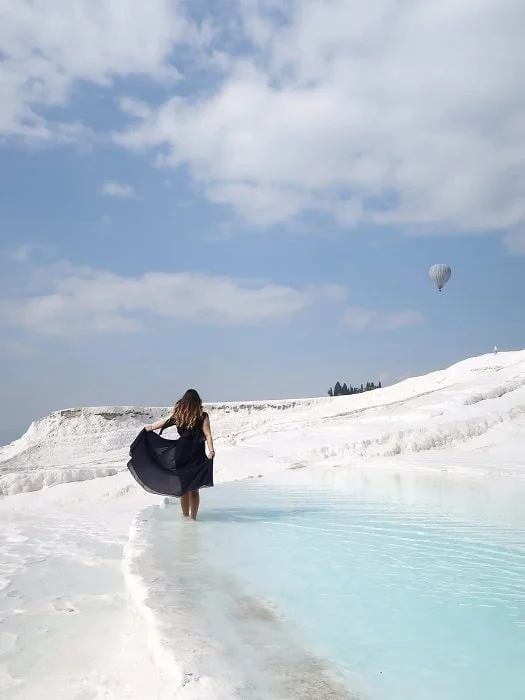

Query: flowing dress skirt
[127,428,214,497]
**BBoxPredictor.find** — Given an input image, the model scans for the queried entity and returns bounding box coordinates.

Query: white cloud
[102,181,137,199]
[343,306,422,332]
[0,0,197,141]
[206,182,315,227]
[113,0,525,239]
[1,1,524,242]
[6,243,52,262]
[7,244,41,262]
[0,262,345,335]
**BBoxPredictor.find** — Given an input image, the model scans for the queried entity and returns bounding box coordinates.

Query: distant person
[127,389,215,521]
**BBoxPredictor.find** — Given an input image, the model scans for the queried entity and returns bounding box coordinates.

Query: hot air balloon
[429,264,451,292]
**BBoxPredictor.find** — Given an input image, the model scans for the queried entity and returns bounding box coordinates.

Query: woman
[127,389,215,520]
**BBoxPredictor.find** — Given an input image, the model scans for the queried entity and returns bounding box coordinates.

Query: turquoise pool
[144,471,525,699]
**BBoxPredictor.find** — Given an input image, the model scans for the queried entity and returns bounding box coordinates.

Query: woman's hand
[145,416,171,432]
[209,448,215,459]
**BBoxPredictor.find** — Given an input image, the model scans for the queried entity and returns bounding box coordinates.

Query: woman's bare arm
[202,414,215,458]
[145,416,171,431]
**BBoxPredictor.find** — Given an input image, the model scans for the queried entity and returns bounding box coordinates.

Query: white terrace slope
[1,351,525,495]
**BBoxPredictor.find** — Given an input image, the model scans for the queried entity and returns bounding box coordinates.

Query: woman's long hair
[170,389,203,429]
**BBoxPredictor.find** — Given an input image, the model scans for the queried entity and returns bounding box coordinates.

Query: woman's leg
[180,493,190,517]
[189,490,200,520]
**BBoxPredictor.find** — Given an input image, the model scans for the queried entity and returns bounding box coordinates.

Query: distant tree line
[328,380,382,397]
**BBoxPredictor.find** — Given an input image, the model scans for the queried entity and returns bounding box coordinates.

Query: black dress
[127,413,214,497]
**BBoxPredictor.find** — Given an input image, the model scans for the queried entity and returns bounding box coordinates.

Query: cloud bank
[1,0,524,243]
[102,181,137,199]
[114,0,525,239]
[0,261,345,334]
[343,307,423,332]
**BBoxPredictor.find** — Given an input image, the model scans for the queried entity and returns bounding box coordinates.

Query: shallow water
[148,471,525,699]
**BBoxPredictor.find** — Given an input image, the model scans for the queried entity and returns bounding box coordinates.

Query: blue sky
[1,0,524,441]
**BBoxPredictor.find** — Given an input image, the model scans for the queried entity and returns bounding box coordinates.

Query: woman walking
[127,389,215,520]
